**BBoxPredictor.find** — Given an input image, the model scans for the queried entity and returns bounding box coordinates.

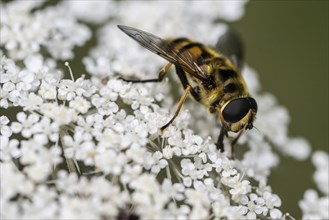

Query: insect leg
[175,65,200,101]
[216,109,229,152]
[160,85,192,131]
[120,63,172,83]
[216,126,227,152]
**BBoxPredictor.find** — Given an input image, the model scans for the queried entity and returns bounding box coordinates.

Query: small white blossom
[35,117,59,143]
[38,81,57,100]
[24,54,44,74]
[95,149,127,175]
[21,92,43,111]
[69,96,91,114]
[63,131,89,158]
[24,161,52,183]
[299,151,329,219]
[91,93,119,115]
[161,178,185,201]
[10,112,40,138]
[63,1,115,24]
[0,115,12,137]
[212,202,244,219]
[120,164,143,185]
[223,173,252,202]
[185,188,210,219]
[312,151,329,195]
[150,151,168,174]
[284,137,311,160]
[162,145,174,159]
[181,159,196,176]
[1,1,91,60]
[130,174,169,218]
[83,56,112,78]
[58,79,78,101]
[1,162,35,201]
[40,103,77,125]
[262,192,282,219]
[166,202,190,219]
[256,180,272,196]
[0,136,21,161]
[240,193,267,219]
[299,189,329,220]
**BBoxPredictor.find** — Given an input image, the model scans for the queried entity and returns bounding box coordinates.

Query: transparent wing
[117,25,208,82]
[216,29,244,72]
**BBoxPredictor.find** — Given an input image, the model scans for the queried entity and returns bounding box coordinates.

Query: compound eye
[222,98,250,123]
[248,97,258,113]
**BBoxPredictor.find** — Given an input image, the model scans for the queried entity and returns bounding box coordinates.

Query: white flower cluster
[0,0,322,219]
[83,1,247,78]
[1,1,91,60]
[1,54,284,218]
[299,151,329,219]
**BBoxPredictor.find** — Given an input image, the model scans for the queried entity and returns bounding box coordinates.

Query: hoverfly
[117,25,257,155]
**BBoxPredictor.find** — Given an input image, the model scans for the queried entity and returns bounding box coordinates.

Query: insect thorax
[197,66,249,113]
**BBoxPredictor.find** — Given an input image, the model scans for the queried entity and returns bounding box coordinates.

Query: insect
[117,25,257,155]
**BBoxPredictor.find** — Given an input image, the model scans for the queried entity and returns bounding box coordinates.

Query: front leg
[119,63,172,83]
[216,126,228,152]
[160,85,192,131]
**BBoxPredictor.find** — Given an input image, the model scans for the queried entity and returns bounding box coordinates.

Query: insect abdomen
[168,38,217,63]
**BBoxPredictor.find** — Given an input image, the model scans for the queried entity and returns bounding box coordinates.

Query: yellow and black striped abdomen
[167,38,249,109]
[167,38,219,65]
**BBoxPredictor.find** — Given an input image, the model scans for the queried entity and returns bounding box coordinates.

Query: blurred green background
[231,1,328,218]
